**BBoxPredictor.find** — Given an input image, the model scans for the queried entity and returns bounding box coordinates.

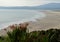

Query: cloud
[0,0,60,6]
[42,0,60,1]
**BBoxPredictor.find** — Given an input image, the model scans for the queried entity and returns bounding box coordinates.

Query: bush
[0,27,60,42]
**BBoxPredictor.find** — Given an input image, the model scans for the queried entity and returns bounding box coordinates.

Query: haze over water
[0,9,46,29]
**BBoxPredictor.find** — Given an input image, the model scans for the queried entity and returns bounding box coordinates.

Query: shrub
[0,28,60,42]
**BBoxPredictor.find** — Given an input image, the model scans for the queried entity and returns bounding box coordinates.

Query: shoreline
[28,10,60,32]
[0,10,46,30]
[0,10,60,36]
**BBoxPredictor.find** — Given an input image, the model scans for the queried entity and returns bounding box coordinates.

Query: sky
[0,0,60,6]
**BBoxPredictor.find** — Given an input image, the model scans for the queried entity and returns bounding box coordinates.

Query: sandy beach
[28,10,60,32]
[0,10,60,36]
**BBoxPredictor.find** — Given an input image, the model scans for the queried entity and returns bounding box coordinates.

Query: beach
[28,10,60,32]
[0,10,60,36]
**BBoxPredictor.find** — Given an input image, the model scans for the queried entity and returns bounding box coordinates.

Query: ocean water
[0,9,46,29]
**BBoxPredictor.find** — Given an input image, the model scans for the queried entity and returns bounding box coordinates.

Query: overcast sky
[0,0,60,6]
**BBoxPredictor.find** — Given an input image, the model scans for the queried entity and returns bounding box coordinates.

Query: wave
[0,10,46,29]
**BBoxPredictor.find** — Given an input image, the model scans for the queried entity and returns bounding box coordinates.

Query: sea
[0,9,46,29]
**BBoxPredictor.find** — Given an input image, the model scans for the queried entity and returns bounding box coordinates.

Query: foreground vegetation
[0,27,60,42]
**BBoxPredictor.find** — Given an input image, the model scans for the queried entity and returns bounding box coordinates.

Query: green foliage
[0,27,60,42]
[7,28,27,42]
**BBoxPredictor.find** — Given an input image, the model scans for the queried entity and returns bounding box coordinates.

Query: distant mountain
[0,3,60,10]
[35,3,60,10]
